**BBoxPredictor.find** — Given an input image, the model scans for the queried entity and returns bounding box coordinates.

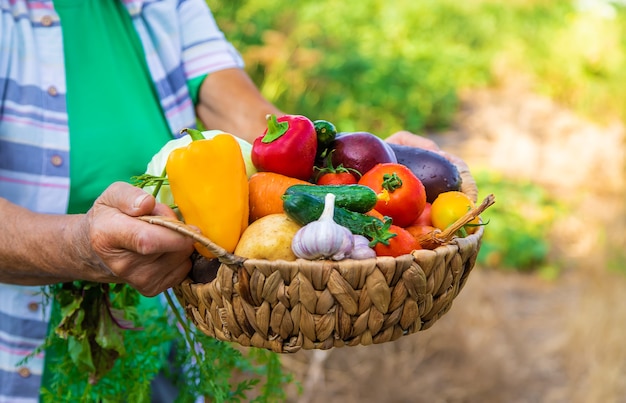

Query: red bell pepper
[251,114,318,180]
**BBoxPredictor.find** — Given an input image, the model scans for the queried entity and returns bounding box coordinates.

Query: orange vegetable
[248,172,311,222]
[365,209,385,221]
[405,224,436,240]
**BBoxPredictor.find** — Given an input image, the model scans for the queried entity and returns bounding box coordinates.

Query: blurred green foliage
[209,0,626,130]
[473,170,563,273]
[208,0,563,133]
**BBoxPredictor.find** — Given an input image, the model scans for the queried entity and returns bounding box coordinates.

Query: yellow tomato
[430,191,480,233]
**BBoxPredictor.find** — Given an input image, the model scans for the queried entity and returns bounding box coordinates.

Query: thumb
[96,182,157,217]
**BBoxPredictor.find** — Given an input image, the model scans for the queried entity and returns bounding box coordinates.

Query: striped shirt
[0,0,243,401]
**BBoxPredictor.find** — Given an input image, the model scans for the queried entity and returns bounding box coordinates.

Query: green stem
[152,167,167,198]
[163,290,218,392]
[130,174,168,189]
[181,128,206,142]
[81,382,92,400]
[261,114,289,143]
[163,290,198,359]
[381,173,403,192]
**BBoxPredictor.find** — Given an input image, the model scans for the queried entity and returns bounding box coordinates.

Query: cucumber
[282,192,395,246]
[284,184,377,213]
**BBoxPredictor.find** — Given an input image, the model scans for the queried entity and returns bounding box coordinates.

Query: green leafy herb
[37,283,292,402]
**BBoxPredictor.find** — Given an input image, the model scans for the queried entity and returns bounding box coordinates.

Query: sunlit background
[207,0,626,401]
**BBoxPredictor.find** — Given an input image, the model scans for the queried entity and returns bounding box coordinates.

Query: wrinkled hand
[78,182,195,296]
[385,130,441,151]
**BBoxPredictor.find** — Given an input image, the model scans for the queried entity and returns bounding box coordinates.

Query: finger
[97,182,157,217]
[132,221,195,255]
[386,131,440,151]
[151,202,179,219]
[125,254,192,297]
[155,257,192,295]
[88,205,194,259]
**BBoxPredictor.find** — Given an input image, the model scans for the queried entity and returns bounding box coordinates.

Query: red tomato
[314,157,360,184]
[316,172,358,185]
[430,191,480,234]
[358,163,427,227]
[411,202,432,227]
[373,225,421,257]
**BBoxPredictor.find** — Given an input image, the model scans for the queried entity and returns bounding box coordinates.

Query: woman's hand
[385,130,440,151]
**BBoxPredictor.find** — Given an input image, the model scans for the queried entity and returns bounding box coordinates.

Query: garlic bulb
[350,235,376,260]
[291,193,354,260]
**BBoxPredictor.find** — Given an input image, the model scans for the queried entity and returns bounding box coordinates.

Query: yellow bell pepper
[166,129,249,258]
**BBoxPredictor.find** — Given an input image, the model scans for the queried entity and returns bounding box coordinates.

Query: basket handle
[136,215,246,266]
[416,193,495,249]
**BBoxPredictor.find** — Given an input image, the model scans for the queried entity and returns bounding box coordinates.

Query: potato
[234,214,301,261]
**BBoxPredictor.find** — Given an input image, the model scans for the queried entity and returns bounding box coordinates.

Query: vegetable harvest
[166,129,249,258]
[166,115,489,260]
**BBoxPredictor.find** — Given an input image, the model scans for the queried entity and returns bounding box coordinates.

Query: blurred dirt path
[437,85,625,271]
[283,85,626,403]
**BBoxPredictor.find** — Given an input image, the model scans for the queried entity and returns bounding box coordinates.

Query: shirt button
[47,86,58,97]
[27,302,39,312]
[51,155,63,167]
[18,367,31,378]
[41,15,53,27]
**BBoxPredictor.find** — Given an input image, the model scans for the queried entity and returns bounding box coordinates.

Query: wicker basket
[140,156,492,353]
